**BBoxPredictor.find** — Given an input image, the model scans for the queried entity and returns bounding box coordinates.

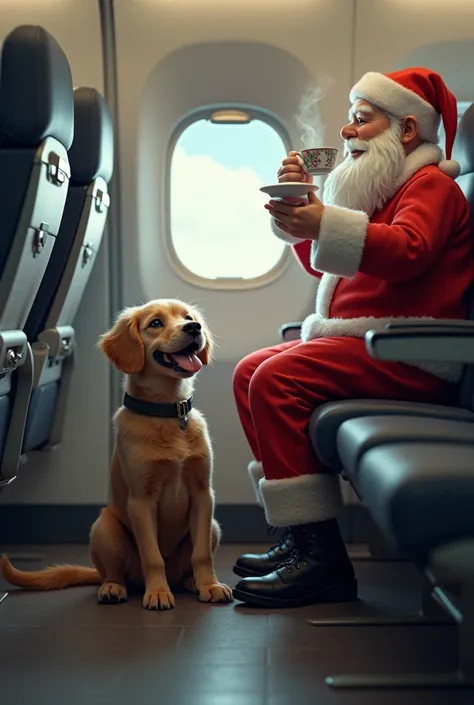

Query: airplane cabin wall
[355,0,474,101]
[0,0,473,518]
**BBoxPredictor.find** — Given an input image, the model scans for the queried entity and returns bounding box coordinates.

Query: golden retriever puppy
[2,299,233,610]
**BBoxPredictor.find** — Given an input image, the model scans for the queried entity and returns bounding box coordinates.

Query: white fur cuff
[311,205,369,277]
[248,460,264,507]
[271,217,307,245]
[259,473,343,527]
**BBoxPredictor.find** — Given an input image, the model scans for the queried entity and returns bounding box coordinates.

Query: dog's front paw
[98,581,128,604]
[143,589,175,610]
[198,582,234,604]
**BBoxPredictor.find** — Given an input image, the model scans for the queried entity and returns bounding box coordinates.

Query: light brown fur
[1,299,232,610]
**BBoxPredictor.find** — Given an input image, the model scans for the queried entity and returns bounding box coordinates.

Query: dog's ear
[197,322,214,366]
[98,309,145,374]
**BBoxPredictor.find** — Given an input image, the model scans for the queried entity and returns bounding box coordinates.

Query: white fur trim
[248,460,264,507]
[350,72,440,144]
[302,313,438,342]
[300,312,463,383]
[395,143,442,189]
[315,273,341,316]
[438,159,461,179]
[311,206,369,277]
[259,473,343,526]
[270,217,306,245]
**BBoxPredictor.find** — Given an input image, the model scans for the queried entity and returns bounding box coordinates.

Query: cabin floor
[0,542,471,705]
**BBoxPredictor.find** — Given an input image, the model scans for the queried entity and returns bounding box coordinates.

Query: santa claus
[231,67,474,608]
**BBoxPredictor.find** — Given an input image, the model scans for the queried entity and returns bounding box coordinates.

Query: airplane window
[169,117,288,281]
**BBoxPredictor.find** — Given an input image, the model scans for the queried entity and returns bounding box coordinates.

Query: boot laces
[277,526,316,573]
[267,526,292,553]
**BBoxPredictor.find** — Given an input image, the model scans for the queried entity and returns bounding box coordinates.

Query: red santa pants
[233,337,453,526]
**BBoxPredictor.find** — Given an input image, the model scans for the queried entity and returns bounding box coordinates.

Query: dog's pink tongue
[171,352,202,373]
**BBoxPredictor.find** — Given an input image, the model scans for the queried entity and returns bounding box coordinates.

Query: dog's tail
[1,554,101,590]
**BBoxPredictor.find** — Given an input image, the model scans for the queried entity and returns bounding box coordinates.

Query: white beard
[322,121,406,216]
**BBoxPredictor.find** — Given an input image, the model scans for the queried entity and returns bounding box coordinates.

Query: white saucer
[260,182,320,199]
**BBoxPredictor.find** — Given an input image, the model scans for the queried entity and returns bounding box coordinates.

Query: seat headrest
[68,86,114,185]
[452,103,474,177]
[0,25,74,149]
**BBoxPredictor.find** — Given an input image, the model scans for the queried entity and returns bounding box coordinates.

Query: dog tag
[179,415,189,431]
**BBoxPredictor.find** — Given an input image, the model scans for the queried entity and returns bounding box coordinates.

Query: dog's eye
[149,318,163,328]
[185,314,193,321]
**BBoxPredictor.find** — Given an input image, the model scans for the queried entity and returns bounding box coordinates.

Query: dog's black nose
[182,321,202,337]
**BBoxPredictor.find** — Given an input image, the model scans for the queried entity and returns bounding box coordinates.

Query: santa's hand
[265,190,323,241]
[278,151,314,184]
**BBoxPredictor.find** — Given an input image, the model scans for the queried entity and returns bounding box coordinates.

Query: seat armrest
[385,320,474,331]
[310,399,474,468]
[279,322,302,342]
[366,322,474,364]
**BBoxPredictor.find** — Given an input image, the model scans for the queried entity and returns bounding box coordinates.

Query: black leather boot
[233,528,295,578]
[232,519,357,608]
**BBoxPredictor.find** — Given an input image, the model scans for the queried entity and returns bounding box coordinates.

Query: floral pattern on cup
[299,147,338,173]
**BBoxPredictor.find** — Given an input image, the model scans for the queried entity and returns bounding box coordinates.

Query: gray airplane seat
[0,25,74,489]
[326,425,474,687]
[322,439,474,689]
[21,86,113,452]
[309,101,474,471]
[344,440,474,564]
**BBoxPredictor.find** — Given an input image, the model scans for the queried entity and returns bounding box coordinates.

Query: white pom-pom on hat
[437,159,461,179]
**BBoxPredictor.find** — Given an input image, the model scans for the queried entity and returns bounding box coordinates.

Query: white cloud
[170,146,286,279]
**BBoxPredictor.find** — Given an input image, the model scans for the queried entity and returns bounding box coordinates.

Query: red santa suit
[233,70,474,528]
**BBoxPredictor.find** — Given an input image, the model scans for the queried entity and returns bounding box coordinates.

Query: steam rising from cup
[295,73,333,149]
[259,74,337,200]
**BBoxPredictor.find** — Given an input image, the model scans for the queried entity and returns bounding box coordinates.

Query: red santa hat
[349,67,460,179]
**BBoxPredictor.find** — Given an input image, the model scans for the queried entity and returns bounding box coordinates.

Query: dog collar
[123,393,193,431]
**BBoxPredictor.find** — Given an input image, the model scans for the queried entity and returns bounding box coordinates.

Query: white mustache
[344,138,370,155]
[323,120,406,216]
